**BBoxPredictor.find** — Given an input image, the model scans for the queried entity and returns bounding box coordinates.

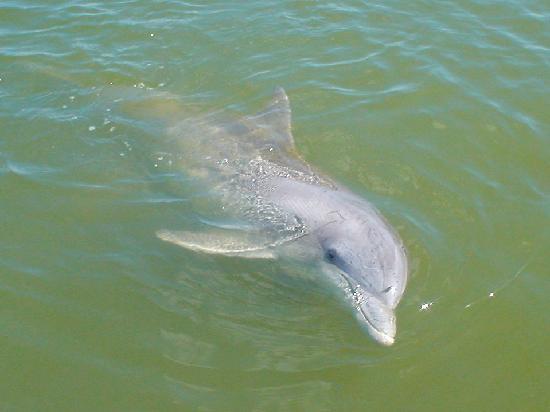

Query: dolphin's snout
[355,295,397,346]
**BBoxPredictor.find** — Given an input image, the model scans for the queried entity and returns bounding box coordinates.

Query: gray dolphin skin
[157,88,408,346]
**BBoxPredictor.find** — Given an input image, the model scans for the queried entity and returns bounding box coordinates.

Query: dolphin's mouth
[357,305,395,346]
[338,271,396,346]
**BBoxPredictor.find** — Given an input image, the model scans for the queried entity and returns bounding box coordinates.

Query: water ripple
[1,0,548,409]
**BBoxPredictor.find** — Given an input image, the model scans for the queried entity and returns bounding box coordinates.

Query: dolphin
[157,87,408,346]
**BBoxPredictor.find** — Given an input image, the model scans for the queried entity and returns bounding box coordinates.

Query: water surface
[1,0,548,410]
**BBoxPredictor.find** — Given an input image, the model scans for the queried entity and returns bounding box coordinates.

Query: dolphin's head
[317,209,407,346]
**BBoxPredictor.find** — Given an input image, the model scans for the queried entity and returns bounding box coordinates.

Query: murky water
[1,1,548,410]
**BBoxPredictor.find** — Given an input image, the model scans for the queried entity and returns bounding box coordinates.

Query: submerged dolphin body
[157,88,408,345]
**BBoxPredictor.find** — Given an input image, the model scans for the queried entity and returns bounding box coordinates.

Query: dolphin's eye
[325,249,337,262]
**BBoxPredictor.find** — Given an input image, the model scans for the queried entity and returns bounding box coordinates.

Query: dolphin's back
[167,87,313,181]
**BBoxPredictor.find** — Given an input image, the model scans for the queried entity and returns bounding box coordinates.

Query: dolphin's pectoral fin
[246,87,296,153]
[156,229,277,259]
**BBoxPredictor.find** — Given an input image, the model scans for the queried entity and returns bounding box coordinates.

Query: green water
[1,1,548,410]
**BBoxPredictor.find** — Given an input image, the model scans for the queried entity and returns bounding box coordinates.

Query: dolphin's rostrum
[157,87,408,346]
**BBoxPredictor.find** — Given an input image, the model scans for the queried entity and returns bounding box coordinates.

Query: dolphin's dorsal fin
[247,87,296,153]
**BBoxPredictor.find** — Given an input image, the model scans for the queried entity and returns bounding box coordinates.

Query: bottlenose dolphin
[157,88,408,346]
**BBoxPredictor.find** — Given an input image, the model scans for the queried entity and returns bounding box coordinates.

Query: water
[1,0,548,410]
